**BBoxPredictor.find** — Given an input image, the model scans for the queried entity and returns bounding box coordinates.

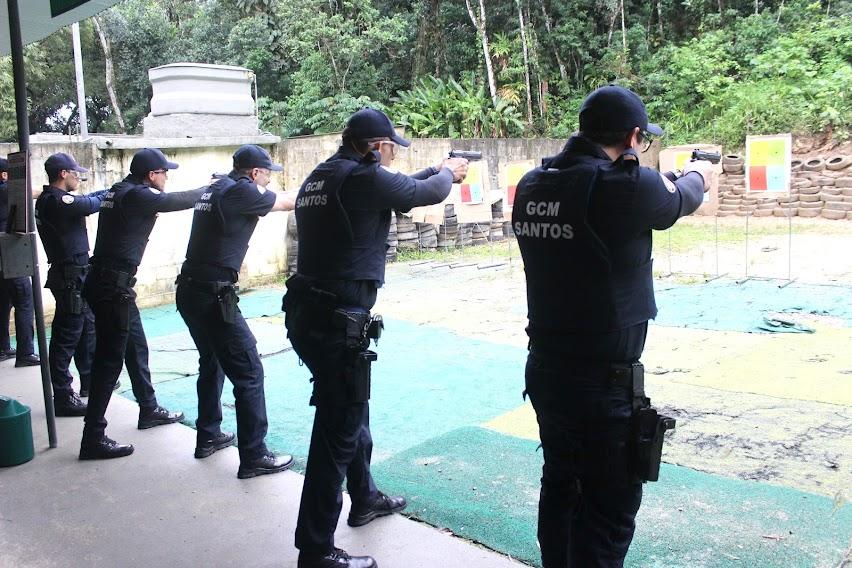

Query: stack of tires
[794,159,822,218]
[456,224,473,247]
[386,213,398,262]
[808,155,852,220]
[417,222,438,251]
[489,200,506,241]
[286,212,299,274]
[396,212,419,250]
[437,204,458,249]
[469,222,490,246]
[717,154,747,217]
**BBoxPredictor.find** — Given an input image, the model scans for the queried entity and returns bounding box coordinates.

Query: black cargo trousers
[46,262,95,399]
[81,263,158,442]
[175,277,269,461]
[526,346,644,568]
[283,288,379,556]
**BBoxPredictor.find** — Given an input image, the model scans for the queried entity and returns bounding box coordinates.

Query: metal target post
[740,211,751,283]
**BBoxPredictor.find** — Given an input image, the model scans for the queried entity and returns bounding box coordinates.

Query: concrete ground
[0,360,526,568]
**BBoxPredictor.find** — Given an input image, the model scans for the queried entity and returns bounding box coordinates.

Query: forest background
[0,0,850,151]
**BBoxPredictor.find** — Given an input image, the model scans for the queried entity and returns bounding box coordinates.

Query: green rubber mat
[371,426,852,568]
[147,314,527,465]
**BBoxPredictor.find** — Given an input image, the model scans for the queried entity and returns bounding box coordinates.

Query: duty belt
[91,265,136,288]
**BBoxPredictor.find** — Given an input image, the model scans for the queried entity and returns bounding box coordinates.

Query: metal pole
[714,214,720,277]
[667,227,672,275]
[744,211,749,280]
[8,0,58,448]
[71,22,89,138]
[787,204,793,281]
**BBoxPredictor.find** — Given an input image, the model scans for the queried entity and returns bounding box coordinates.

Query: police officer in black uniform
[0,157,39,366]
[34,153,104,415]
[176,144,297,478]
[284,108,469,568]
[512,85,712,568]
[79,148,204,460]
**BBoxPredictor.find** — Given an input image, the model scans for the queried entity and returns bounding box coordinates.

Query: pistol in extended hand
[691,149,721,164]
[448,150,482,161]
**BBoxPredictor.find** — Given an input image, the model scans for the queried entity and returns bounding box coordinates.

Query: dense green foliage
[1,0,850,150]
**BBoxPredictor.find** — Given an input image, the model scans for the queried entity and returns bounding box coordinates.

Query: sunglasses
[639,130,655,153]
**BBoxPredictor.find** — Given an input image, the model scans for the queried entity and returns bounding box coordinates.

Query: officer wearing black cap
[176,144,297,478]
[284,108,469,568]
[512,85,712,567]
[0,156,39,366]
[34,153,105,415]
[79,148,204,460]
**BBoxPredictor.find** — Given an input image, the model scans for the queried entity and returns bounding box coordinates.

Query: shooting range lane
[114,280,851,568]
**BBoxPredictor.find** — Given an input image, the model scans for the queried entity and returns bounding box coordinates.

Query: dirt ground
[374,219,852,506]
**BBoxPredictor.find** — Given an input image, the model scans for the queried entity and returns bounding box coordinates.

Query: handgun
[691,149,721,164]
[448,150,482,161]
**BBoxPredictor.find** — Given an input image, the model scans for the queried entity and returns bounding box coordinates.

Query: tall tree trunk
[414,0,443,78]
[525,3,547,123]
[464,0,498,106]
[92,16,126,133]
[517,0,533,126]
[657,0,665,40]
[607,7,618,47]
[538,0,568,84]
[620,0,627,52]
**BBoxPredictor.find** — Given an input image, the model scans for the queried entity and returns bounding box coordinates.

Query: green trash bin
[0,395,35,466]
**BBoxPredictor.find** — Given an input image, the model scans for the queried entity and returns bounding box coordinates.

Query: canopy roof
[0,0,122,55]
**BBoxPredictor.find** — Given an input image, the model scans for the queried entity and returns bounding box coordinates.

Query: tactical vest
[184,176,252,274]
[295,157,364,280]
[513,152,656,334]
[92,181,157,268]
[35,186,91,265]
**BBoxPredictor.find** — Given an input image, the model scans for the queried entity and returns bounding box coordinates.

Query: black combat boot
[347,492,407,527]
[79,436,134,460]
[237,452,294,479]
[54,392,87,417]
[137,405,184,429]
[297,548,377,568]
[195,431,236,458]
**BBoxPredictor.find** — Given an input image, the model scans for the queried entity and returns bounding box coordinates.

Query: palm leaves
[391,75,524,138]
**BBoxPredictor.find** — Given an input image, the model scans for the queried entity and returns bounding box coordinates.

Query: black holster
[218,285,239,324]
[332,309,383,404]
[623,362,676,482]
[51,264,87,315]
[631,405,676,482]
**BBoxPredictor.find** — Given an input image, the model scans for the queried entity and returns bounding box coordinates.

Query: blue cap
[130,148,179,176]
[346,108,410,147]
[0,158,7,172]
[579,85,664,136]
[233,145,283,172]
[45,152,88,178]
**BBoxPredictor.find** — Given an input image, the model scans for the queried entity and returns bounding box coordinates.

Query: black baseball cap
[45,152,88,178]
[579,85,664,136]
[233,145,283,172]
[0,158,7,173]
[346,108,410,147]
[130,148,179,176]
